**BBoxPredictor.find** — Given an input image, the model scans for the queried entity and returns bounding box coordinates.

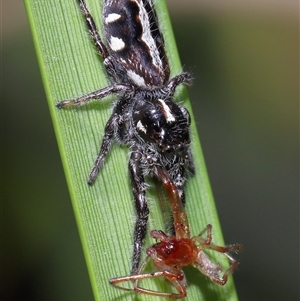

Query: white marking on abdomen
[105,13,121,24]
[127,70,146,87]
[109,36,125,51]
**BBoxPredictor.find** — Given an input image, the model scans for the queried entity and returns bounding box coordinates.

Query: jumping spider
[56,0,194,275]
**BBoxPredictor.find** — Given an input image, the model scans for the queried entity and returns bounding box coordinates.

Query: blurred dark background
[2,0,298,300]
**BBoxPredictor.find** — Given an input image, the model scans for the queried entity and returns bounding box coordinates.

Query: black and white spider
[56,0,194,275]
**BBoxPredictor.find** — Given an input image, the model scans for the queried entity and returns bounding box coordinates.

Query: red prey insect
[110,167,242,298]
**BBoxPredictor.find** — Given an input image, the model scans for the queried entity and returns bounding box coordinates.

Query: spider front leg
[87,111,119,184]
[87,96,131,184]
[196,224,242,254]
[129,150,150,275]
[193,224,242,286]
[109,263,186,299]
[164,72,193,97]
[77,0,109,59]
[55,84,133,108]
[184,147,195,176]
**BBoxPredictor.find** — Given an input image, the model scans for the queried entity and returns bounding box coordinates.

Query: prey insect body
[56,0,194,275]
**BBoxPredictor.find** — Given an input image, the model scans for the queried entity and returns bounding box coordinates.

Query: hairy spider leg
[77,0,109,60]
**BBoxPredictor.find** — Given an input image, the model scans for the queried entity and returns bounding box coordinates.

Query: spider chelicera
[56,0,194,275]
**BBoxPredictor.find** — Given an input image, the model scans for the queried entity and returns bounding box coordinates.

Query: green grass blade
[24,0,240,300]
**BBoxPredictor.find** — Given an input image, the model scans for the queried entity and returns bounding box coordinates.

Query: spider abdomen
[103,0,170,87]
